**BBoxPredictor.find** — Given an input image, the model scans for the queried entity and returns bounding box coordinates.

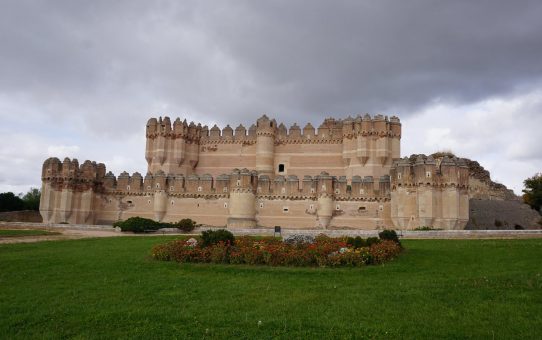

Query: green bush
[379,229,401,246]
[113,217,162,233]
[346,236,367,249]
[366,237,380,246]
[201,229,235,247]
[173,218,198,232]
[114,217,201,233]
[354,236,366,248]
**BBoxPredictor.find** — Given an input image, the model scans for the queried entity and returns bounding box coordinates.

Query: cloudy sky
[1,0,541,195]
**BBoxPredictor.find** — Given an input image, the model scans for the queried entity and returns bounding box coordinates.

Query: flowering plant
[151,233,402,267]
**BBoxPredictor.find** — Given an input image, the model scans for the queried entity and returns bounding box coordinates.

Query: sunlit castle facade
[40,114,470,230]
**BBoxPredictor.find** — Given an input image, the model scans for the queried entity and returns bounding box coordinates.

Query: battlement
[98,168,390,200]
[145,114,400,144]
[390,155,469,188]
[41,157,106,191]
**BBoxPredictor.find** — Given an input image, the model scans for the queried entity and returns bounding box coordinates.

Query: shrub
[379,229,401,246]
[369,240,402,264]
[113,217,162,233]
[346,236,366,249]
[366,237,381,246]
[494,219,503,227]
[173,218,198,232]
[201,229,235,247]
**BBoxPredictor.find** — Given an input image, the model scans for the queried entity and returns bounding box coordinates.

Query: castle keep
[40,114,471,229]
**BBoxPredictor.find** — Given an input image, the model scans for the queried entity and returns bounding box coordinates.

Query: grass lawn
[0,237,541,339]
[0,229,60,237]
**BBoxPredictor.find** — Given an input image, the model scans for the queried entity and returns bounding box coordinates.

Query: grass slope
[0,229,59,237]
[0,237,541,339]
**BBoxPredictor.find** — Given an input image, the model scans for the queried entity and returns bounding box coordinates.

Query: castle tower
[255,115,276,177]
[390,155,469,230]
[227,169,257,228]
[316,172,334,229]
[146,116,201,176]
[342,114,402,179]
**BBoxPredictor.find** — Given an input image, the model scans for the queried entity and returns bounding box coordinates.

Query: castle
[40,114,472,230]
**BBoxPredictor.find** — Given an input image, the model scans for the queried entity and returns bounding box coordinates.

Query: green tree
[22,188,40,211]
[0,192,25,212]
[523,173,542,213]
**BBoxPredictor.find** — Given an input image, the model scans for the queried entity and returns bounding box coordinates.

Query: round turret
[227,189,257,228]
[255,115,276,177]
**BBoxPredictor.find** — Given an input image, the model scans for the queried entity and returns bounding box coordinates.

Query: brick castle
[40,114,478,229]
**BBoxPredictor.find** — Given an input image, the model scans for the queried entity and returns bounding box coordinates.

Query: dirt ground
[1,224,541,244]
[0,228,125,244]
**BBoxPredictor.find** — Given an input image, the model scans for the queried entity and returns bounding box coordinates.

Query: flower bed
[151,232,403,267]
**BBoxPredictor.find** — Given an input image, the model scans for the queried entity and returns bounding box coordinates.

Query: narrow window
[236,180,241,186]
[358,206,366,212]
[224,203,228,208]
[283,207,289,213]
[127,200,133,204]
[309,204,314,210]
[156,183,160,189]
[170,186,174,191]
[171,200,174,205]
[197,186,202,192]
[281,187,286,194]
[278,164,285,173]
[398,173,402,180]
[126,185,130,191]
[259,202,264,208]
[426,171,431,178]
[336,204,340,210]
[223,187,228,192]
[335,189,340,194]
[310,188,315,193]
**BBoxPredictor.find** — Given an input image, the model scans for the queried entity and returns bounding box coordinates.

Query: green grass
[0,237,541,339]
[0,229,60,237]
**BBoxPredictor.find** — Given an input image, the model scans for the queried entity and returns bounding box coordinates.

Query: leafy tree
[523,173,542,213]
[0,192,25,212]
[22,188,40,211]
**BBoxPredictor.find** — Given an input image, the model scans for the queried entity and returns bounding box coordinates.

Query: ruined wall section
[390,155,469,229]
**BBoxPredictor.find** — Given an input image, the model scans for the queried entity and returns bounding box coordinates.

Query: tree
[523,173,542,214]
[22,188,40,211]
[0,192,25,212]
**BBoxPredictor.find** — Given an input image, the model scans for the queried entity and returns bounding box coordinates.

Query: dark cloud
[0,0,541,193]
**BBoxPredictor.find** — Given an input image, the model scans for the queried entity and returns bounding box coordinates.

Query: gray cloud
[0,0,541,194]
